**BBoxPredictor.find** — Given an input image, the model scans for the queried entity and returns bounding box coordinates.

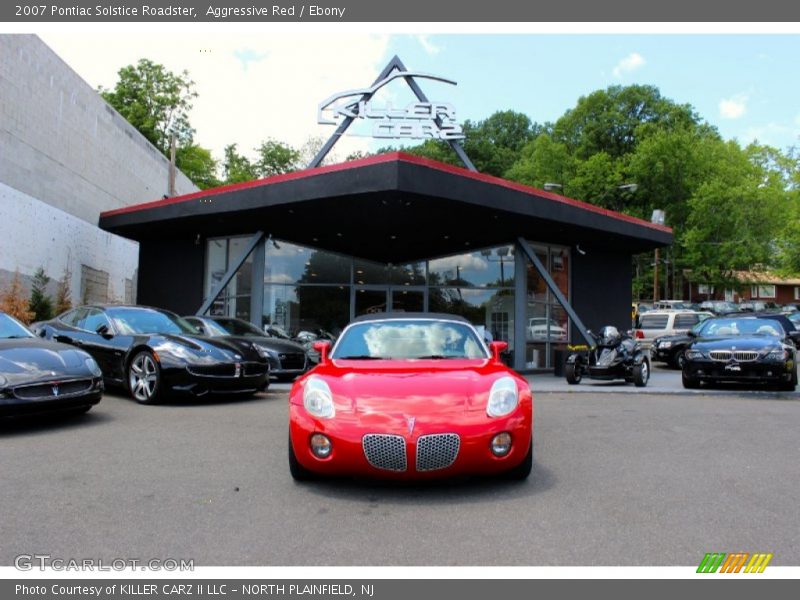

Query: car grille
[278,352,306,370]
[362,434,407,471]
[187,362,265,377]
[709,350,759,362]
[416,433,460,471]
[13,379,94,400]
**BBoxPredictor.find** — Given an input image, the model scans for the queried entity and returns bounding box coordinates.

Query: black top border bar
[3,0,800,23]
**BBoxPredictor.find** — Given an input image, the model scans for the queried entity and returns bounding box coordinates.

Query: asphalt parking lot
[1,380,799,566]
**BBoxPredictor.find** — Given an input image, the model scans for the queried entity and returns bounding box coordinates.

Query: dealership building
[100,149,672,371]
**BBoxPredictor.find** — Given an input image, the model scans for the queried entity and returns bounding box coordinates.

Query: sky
[40,33,800,165]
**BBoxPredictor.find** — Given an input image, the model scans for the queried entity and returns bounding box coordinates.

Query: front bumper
[651,347,673,363]
[684,359,792,383]
[163,362,269,396]
[289,405,532,479]
[0,377,103,417]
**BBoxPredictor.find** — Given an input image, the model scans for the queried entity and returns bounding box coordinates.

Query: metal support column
[516,237,593,347]
[513,245,527,371]
[196,231,265,316]
[249,237,266,328]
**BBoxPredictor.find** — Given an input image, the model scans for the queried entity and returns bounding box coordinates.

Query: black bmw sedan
[682,316,799,390]
[0,311,103,417]
[33,306,269,404]
[185,316,309,382]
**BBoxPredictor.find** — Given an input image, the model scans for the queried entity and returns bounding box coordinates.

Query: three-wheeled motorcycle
[564,326,650,387]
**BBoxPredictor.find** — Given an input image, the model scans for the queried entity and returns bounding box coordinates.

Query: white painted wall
[0,182,138,303]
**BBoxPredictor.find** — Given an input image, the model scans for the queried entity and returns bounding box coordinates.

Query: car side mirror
[96,324,112,338]
[195,325,206,335]
[687,330,697,338]
[313,340,332,365]
[489,341,508,364]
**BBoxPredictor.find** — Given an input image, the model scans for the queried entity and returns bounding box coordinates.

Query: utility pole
[168,132,176,197]
[653,247,660,302]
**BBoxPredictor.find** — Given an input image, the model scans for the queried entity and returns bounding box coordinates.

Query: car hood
[0,338,91,386]
[692,336,783,351]
[296,359,516,417]
[218,335,306,354]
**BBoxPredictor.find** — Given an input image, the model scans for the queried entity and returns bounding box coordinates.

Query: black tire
[127,350,163,404]
[682,369,700,389]
[779,366,797,391]
[288,435,317,482]
[501,439,533,481]
[672,351,687,370]
[633,360,649,387]
[565,363,582,384]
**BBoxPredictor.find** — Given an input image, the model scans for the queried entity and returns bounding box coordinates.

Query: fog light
[490,432,512,457]
[310,433,332,458]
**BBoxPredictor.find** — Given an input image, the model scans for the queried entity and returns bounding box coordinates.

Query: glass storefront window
[265,241,350,285]
[525,243,571,368]
[204,236,253,319]
[263,284,350,337]
[428,246,515,288]
[428,287,514,347]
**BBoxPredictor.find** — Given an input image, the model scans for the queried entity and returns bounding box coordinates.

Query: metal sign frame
[309,55,476,171]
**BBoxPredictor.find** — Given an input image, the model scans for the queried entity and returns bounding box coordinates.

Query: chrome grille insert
[416,433,460,472]
[709,350,758,362]
[362,434,407,471]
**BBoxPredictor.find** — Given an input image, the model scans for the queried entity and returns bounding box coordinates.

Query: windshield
[191,318,230,337]
[332,319,489,360]
[211,318,265,337]
[698,317,785,338]
[0,313,34,339]
[106,307,199,335]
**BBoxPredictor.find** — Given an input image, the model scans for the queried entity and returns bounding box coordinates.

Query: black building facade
[99,152,672,371]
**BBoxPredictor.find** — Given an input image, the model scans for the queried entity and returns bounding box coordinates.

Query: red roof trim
[100,151,672,234]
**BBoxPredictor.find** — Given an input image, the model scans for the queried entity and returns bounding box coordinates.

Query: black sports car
[185,316,308,381]
[33,305,269,404]
[0,311,103,417]
[682,316,800,390]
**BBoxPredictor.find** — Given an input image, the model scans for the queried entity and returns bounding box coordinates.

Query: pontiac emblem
[406,416,416,435]
[234,363,242,378]
[52,385,59,397]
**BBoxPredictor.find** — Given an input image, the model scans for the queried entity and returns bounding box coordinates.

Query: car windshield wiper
[415,355,460,359]
[2,335,31,339]
[335,355,386,360]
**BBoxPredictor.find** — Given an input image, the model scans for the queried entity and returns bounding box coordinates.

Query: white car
[635,310,713,349]
[527,318,568,341]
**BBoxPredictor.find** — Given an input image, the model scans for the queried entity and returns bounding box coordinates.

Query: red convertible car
[288,314,533,481]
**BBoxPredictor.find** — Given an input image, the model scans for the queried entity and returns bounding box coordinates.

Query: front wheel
[682,369,700,389]
[779,366,798,391]
[565,363,582,384]
[672,351,687,370]
[501,439,533,481]
[288,435,318,482]
[127,350,162,404]
[633,360,649,387]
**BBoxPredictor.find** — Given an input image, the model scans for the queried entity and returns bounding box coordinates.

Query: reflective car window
[213,318,264,337]
[105,307,200,335]
[332,320,489,359]
[191,318,230,337]
[0,313,34,339]
[83,309,111,333]
[60,307,89,328]
[674,314,699,328]
[639,314,669,329]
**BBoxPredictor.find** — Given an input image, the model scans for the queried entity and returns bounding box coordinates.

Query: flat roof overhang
[99,152,672,263]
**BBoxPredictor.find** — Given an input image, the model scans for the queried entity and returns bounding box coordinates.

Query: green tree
[28,267,53,322]
[255,139,301,177]
[176,144,221,189]
[100,59,197,155]
[222,144,258,184]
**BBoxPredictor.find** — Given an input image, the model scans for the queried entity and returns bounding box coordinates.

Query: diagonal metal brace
[197,231,265,316]
[516,237,594,347]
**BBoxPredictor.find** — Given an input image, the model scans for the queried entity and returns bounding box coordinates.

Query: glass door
[391,288,424,313]
[355,287,389,316]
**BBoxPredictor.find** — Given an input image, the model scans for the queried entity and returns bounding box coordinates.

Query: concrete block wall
[0,34,197,224]
[0,182,138,306]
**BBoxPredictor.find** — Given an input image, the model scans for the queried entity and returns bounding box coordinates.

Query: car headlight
[765,349,788,361]
[303,377,335,419]
[158,342,195,361]
[84,357,103,377]
[685,350,704,360]
[0,374,7,387]
[486,376,519,418]
[659,341,672,349]
[256,345,279,359]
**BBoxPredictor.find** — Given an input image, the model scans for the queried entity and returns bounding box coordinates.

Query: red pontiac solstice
[288,314,533,481]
